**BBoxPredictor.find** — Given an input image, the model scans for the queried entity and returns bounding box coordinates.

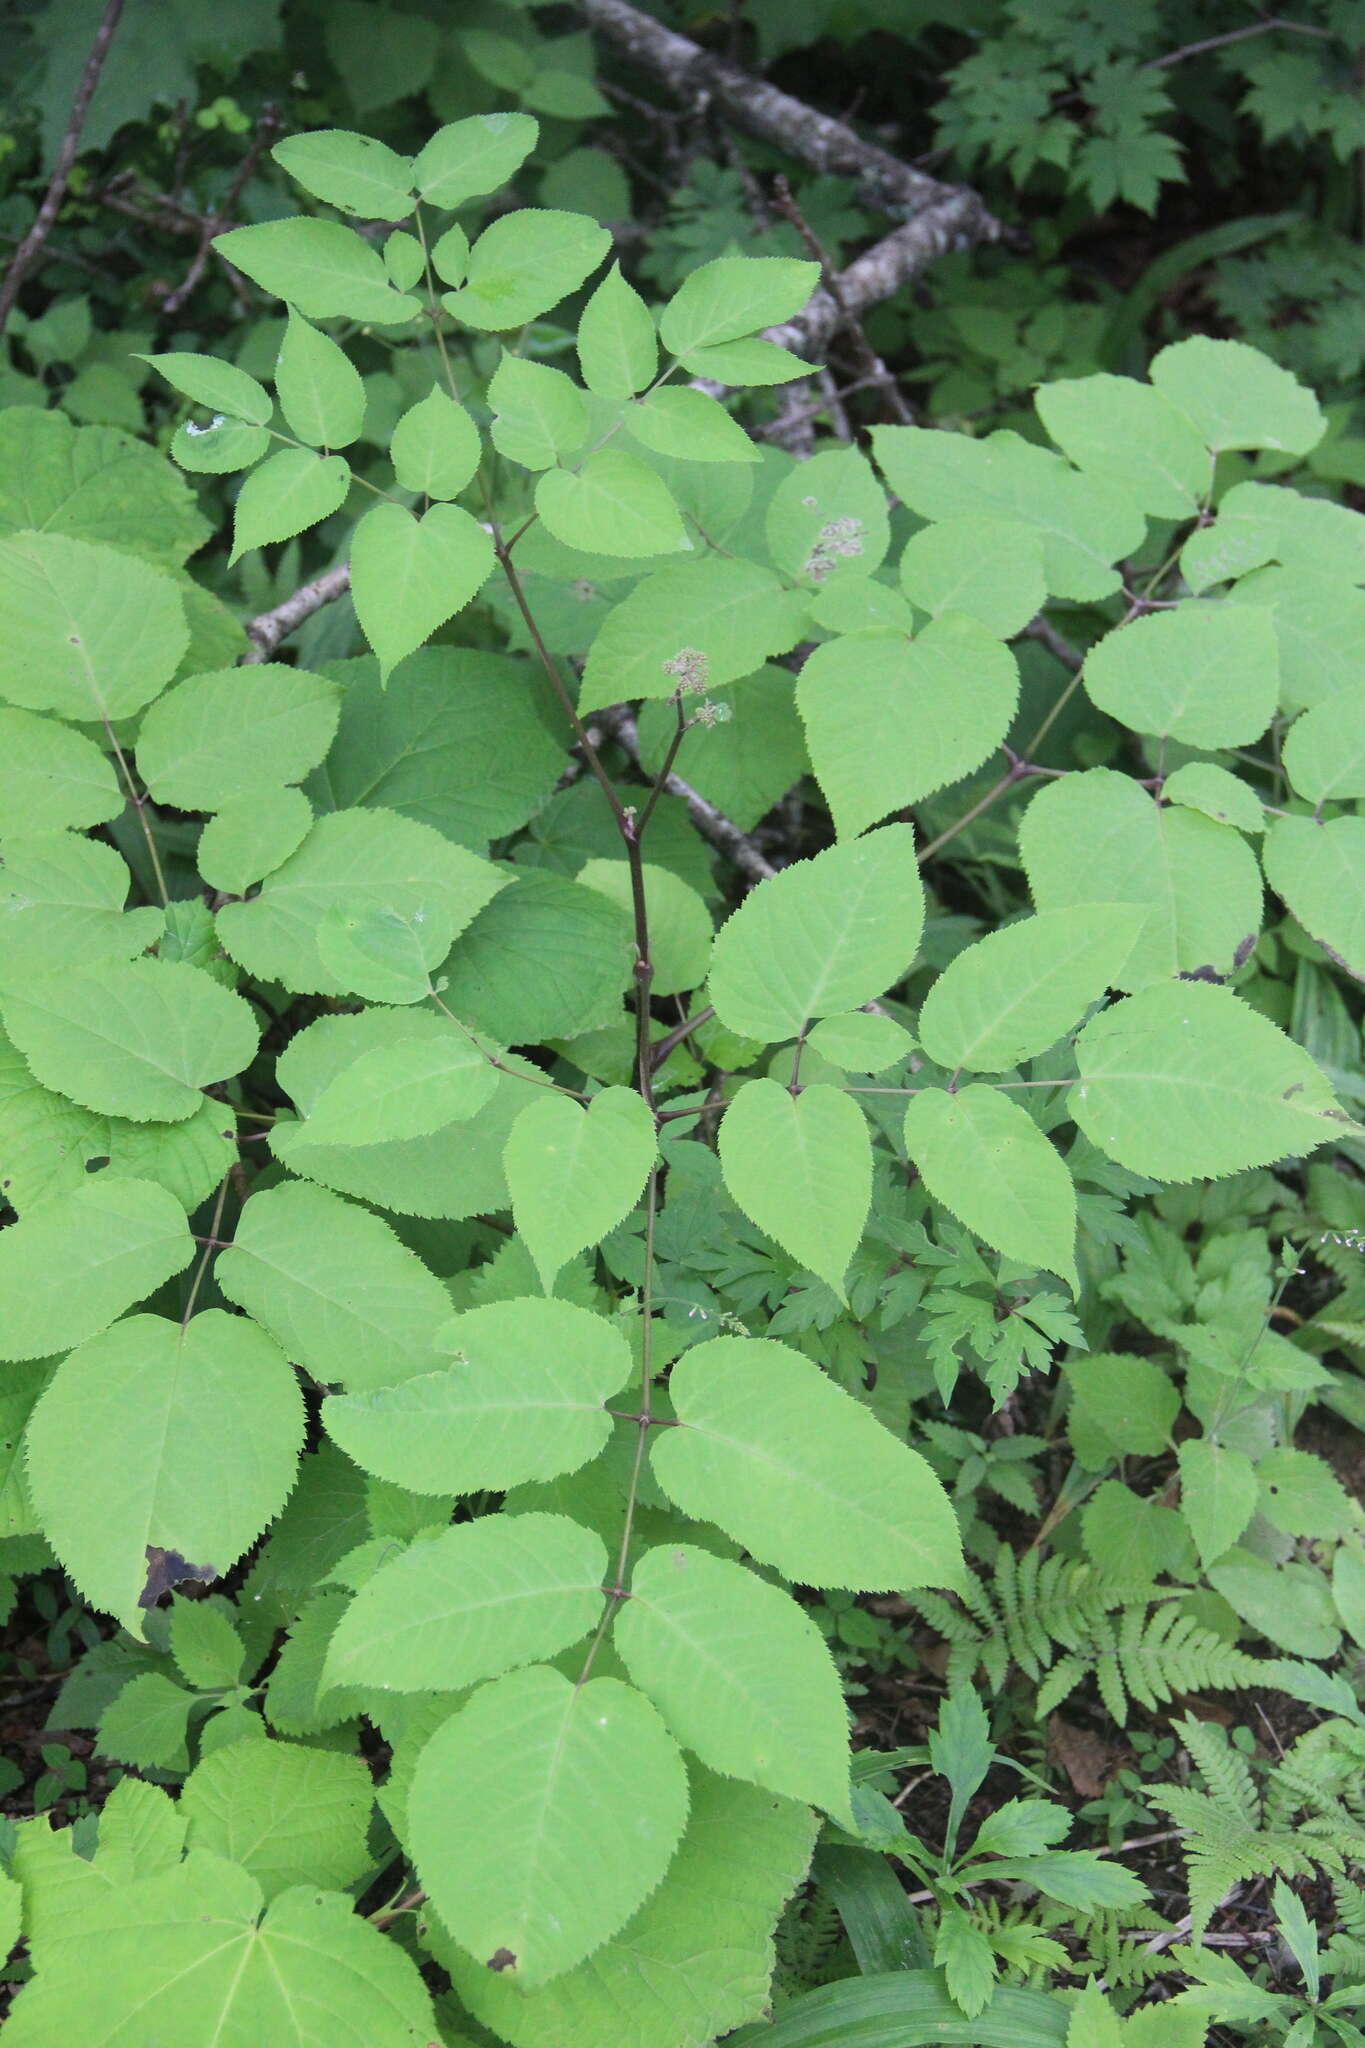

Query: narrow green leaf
[726,1971,1071,2047]
[653,1336,963,1591]
[504,1085,657,1292]
[389,387,481,499]
[917,907,1145,1072]
[272,128,414,219]
[536,449,690,558]
[274,311,367,448]
[719,1078,871,1301]
[137,351,272,425]
[625,387,759,464]
[577,261,657,397]
[214,217,421,325]
[904,1086,1078,1289]
[350,500,495,681]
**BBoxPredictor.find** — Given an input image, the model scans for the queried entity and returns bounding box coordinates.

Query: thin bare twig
[241,562,352,663]
[595,703,777,883]
[1143,15,1334,70]
[0,0,125,334]
[160,103,282,316]
[771,173,915,425]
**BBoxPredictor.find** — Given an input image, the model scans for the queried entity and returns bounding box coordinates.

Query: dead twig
[0,0,125,335]
[241,562,352,664]
[159,103,282,316]
[771,173,915,425]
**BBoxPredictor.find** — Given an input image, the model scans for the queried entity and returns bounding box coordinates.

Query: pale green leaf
[1082,604,1278,748]
[579,559,808,714]
[798,615,1018,837]
[319,901,445,1004]
[0,531,187,721]
[136,662,340,809]
[577,859,712,996]
[412,112,540,208]
[805,1010,915,1073]
[0,830,162,987]
[659,256,818,357]
[709,825,925,1042]
[635,666,808,833]
[1035,374,1210,517]
[766,447,890,586]
[217,807,505,996]
[440,869,634,1044]
[389,388,481,499]
[1208,1550,1340,1659]
[325,1512,606,1693]
[429,223,468,286]
[272,128,414,220]
[274,312,367,448]
[504,1085,657,1291]
[1282,686,1365,803]
[384,228,424,290]
[1149,336,1325,454]
[917,907,1145,1072]
[0,1176,190,1361]
[181,1739,373,1899]
[1228,567,1365,716]
[1019,768,1263,988]
[137,350,272,425]
[1256,1446,1353,1539]
[2,957,257,1122]
[172,417,270,474]
[442,210,611,330]
[0,407,208,566]
[4,1853,436,2047]
[1065,1354,1179,1468]
[1182,478,1365,593]
[295,1031,496,1146]
[1070,980,1357,1179]
[322,1295,631,1492]
[904,1086,1078,1290]
[197,785,313,896]
[1160,762,1265,833]
[409,1665,688,1986]
[577,262,657,397]
[169,1601,246,1689]
[215,1180,454,1392]
[719,1078,871,1301]
[625,387,759,465]
[537,449,690,558]
[871,425,1145,602]
[1263,814,1365,979]
[26,1309,303,1630]
[807,576,915,636]
[653,1336,963,1591]
[214,217,421,325]
[447,1768,817,2048]
[350,500,495,680]
[487,355,588,471]
[681,336,811,386]
[0,708,121,834]
[899,518,1046,639]
[617,1544,852,1818]
[96,1672,196,1773]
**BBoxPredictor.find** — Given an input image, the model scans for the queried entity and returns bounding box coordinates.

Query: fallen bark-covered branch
[241,562,351,663]
[595,704,777,883]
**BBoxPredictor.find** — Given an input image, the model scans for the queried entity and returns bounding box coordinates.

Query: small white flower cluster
[661,646,710,695]
[803,514,866,581]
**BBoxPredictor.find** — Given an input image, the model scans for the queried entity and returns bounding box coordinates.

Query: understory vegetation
[0,2,1363,2043]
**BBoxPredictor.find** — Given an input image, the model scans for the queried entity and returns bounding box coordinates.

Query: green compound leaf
[215,1180,454,1393]
[274,311,367,447]
[217,806,505,996]
[1035,373,1210,518]
[576,858,713,996]
[1082,603,1279,748]
[293,1032,496,1146]
[214,217,421,325]
[1019,768,1263,988]
[1282,685,1365,804]
[447,1767,817,2048]
[180,1738,373,1900]
[616,1544,853,1820]
[719,1078,871,1302]
[325,1511,607,1694]
[917,906,1145,1072]
[272,127,414,219]
[579,558,808,714]
[504,1085,657,1293]
[412,111,539,208]
[4,1854,436,2047]
[136,662,340,809]
[1177,1439,1259,1567]
[487,355,589,470]
[899,517,1046,640]
[442,209,611,330]
[350,500,495,682]
[1149,335,1325,454]
[197,785,313,896]
[408,1665,688,1987]
[624,387,759,465]
[709,825,924,1043]
[652,1336,963,1591]
[870,425,1145,603]
[1,958,259,1123]
[25,1309,303,1631]
[798,615,1019,838]
[1070,980,1358,1180]
[577,261,658,398]
[389,387,482,499]
[536,449,690,558]
[903,1085,1078,1291]
[137,350,273,426]
[659,256,819,356]
[0,531,188,721]
[766,446,891,586]
[0,708,122,834]
[0,1177,191,1361]
[1263,814,1365,980]
[323,1295,630,1493]
[0,831,162,987]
